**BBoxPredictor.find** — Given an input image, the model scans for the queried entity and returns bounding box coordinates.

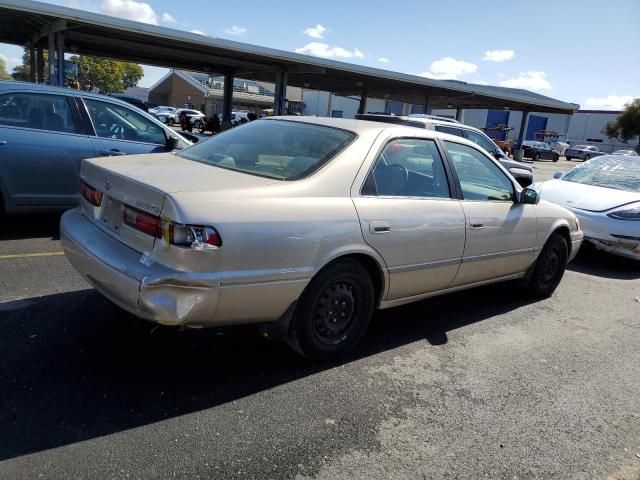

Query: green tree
[602,98,640,151]
[70,55,143,93]
[0,56,11,80]
[11,48,48,83]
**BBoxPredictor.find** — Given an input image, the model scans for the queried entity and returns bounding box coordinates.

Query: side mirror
[166,135,180,149]
[553,171,565,179]
[179,132,200,144]
[519,188,539,205]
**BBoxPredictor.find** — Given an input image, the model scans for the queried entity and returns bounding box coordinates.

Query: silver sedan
[61,117,583,359]
[533,155,640,260]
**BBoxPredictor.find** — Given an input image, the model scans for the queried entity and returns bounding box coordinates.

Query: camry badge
[104,177,112,191]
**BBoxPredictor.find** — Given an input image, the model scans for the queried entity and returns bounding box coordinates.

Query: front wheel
[167,118,174,126]
[533,153,540,161]
[583,155,590,162]
[526,233,568,298]
[287,259,375,360]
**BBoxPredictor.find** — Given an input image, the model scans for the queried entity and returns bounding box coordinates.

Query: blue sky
[1,0,638,109]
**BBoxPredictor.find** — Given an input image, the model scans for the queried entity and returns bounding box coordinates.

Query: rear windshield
[177,119,357,180]
[562,156,640,192]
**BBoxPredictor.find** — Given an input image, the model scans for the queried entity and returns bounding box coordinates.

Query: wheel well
[553,226,572,257]
[329,254,385,306]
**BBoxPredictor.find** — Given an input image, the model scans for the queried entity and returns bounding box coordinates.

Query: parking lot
[1,158,639,480]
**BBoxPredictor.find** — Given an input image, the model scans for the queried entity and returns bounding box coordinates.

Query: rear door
[352,137,466,300]
[81,97,171,157]
[0,90,94,207]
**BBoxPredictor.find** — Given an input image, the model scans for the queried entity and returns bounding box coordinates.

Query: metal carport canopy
[0,0,579,114]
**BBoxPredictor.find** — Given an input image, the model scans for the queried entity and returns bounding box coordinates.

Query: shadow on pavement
[0,281,536,460]
[0,212,63,241]
[568,242,640,280]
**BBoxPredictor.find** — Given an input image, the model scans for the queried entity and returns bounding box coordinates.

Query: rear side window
[0,92,77,133]
[178,119,356,180]
[363,138,450,198]
[435,125,464,137]
[463,129,498,154]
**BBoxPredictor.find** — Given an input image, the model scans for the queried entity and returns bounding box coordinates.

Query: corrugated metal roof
[0,0,579,113]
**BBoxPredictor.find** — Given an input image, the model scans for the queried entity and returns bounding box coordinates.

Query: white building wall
[566,111,638,152]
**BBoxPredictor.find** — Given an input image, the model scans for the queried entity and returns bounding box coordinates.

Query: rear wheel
[287,259,375,360]
[526,233,568,298]
[583,155,590,162]
[566,156,572,161]
[533,153,540,161]
[553,153,559,162]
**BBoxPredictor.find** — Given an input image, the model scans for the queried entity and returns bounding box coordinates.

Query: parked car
[521,141,559,162]
[552,141,570,156]
[151,106,177,123]
[611,149,639,157]
[167,108,205,127]
[357,113,534,187]
[107,93,149,112]
[564,145,605,161]
[0,81,193,215]
[532,155,639,260]
[60,117,582,360]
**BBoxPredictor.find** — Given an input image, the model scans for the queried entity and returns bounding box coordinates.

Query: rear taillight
[79,181,103,206]
[123,205,160,237]
[122,205,221,248]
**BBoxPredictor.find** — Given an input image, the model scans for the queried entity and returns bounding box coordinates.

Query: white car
[533,155,639,260]
[611,149,639,157]
[168,108,205,126]
[60,117,582,359]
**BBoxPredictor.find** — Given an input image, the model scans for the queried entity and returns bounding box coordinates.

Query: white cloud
[584,95,636,110]
[191,29,206,35]
[295,42,365,59]
[0,53,21,71]
[224,25,247,35]
[499,71,551,91]
[303,24,327,39]
[419,57,477,80]
[99,0,157,24]
[161,12,176,23]
[378,57,390,64]
[482,49,515,62]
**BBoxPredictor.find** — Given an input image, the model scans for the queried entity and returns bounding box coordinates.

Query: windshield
[177,119,357,180]
[562,156,640,192]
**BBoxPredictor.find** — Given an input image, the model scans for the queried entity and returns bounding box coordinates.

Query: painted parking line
[0,252,65,260]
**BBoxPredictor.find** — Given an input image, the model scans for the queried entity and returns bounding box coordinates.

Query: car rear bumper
[61,208,308,327]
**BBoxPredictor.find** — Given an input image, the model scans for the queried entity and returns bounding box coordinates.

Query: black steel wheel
[527,233,568,298]
[288,259,375,360]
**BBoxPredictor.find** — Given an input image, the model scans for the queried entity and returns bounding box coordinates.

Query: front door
[442,140,538,286]
[81,98,171,157]
[353,138,466,300]
[0,91,94,207]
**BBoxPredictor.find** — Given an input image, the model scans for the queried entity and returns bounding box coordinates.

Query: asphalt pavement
[1,157,639,480]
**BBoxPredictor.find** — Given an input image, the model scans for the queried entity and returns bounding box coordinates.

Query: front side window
[464,129,498,154]
[435,125,464,138]
[0,92,76,133]
[444,141,513,201]
[362,138,450,198]
[84,99,166,145]
[177,119,356,180]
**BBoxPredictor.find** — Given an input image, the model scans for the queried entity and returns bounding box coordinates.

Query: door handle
[99,149,126,156]
[0,140,7,145]
[469,222,484,230]
[370,221,391,234]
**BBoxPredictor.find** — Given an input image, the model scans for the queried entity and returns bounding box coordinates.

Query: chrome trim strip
[461,247,535,263]
[388,257,461,274]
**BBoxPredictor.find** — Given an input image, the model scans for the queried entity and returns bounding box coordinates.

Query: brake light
[123,206,160,237]
[122,205,221,248]
[79,181,103,206]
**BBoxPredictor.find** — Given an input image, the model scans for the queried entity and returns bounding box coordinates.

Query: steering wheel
[109,123,124,139]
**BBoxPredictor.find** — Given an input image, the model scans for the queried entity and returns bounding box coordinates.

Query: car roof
[0,80,145,110]
[265,116,496,151]
[355,112,491,136]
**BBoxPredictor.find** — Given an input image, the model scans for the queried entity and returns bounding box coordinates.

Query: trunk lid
[79,153,278,253]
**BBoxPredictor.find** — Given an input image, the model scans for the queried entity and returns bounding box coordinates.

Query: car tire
[167,118,174,126]
[287,259,375,361]
[566,156,572,161]
[583,155,590,162]
[533,153,540,161]
[526,233,568,298]
[553,154,559,162]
